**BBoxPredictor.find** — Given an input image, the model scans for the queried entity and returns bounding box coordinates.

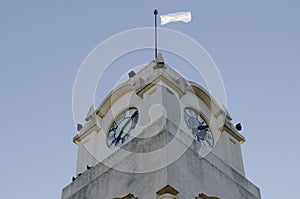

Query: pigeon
[235,123,242,131]
[128,71,136,78]
[77,124,83,131]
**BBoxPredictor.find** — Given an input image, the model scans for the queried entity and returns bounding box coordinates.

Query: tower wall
[62,120,260,199]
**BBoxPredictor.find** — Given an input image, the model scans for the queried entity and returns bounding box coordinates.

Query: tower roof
[95,53,214,119]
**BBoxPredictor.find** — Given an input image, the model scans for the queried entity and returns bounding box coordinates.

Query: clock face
[107,108,139,148]
[184,108,214,148]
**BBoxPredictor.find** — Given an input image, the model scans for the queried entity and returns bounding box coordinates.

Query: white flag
[160,11,192,25]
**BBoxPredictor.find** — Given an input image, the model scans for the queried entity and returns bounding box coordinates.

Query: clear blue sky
[1,1,299,198]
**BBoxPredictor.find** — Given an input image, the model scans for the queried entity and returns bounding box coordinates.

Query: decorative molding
[222,119,245,144]
[73,112,100,144]
[197,193,220,199]
[135,70,186,98]
[113,193,137,199]
[158,193,176,199]
[157,185,179,198]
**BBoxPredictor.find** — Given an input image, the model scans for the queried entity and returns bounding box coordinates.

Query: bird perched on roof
[235,123,242,131]
[72,176,76,181]
[77,124,83,131]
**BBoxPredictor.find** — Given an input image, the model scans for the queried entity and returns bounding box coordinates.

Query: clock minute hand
[121,110,138,132]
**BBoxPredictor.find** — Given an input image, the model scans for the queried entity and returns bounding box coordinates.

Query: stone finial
[154,53,166,69]
[85,105,95,121]
[156,52,164,64]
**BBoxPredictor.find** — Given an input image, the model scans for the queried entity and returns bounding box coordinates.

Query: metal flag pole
[154,9,158,59]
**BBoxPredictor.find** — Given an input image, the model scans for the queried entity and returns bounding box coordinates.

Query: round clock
[107,107,139,148]
[183,108,214,148]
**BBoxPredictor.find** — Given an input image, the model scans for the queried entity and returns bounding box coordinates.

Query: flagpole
[154,9,158,59]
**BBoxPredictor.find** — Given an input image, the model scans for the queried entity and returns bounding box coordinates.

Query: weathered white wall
[63,125,260,199]
[75,76,245,176]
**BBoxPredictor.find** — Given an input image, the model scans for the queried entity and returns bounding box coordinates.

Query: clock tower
[62,54,261,199]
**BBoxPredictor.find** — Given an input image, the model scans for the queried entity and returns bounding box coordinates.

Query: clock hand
[113,110,138,146]
[198,125,209,130]
[131,109,138,118]
[119,110,138,136]
[115,129,124,145]
[122,110,138,129]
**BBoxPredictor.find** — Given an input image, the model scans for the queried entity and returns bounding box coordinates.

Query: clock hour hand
[115,129,124,145]
[116,119,132,144]
[119,110,138,137]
